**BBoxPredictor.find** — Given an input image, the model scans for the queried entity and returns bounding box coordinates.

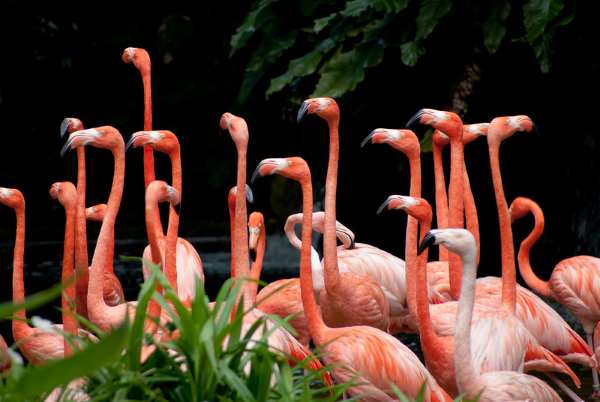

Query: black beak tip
[376,201,389,216]
[297,102,309,123]
[60,141,71,157]
[250,167,262,184]
[417,231,436,255]
[406,109,423,128]
[60,120,69,138]
[360,132,374,149]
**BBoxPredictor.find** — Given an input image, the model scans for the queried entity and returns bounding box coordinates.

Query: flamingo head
[220,112,249,149]
[127,130,179,155]
[488,115,536,145]
[60,117,84,138]
[121,47,150,72]
[432,129,450,148]
[377,195,432,222]
[61,127,124,156]
[248,212,264,251]
[361,128,419,156]
[462,123,489,145]
[147,180,181,213]
[297,97,339,123]
[49,182,77,208]
[418,228,476,259]
[252,157,309,183]
[407,108,463,139]
[86,204,107,222]
[509,197,536,223]
[0,187,24,210]
[227,185,254,210]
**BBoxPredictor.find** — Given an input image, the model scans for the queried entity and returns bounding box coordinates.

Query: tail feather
[524,342,581,388]
[289,346,333,387]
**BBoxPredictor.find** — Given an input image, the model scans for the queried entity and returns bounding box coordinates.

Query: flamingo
[298,97,390,331]
[61,126,169,331]
[0,185,94,365]
[127,130,205,304]
[61,118,125,312]
[220,112,329,377]
[419,228,562,402]
[253,156,451,401]
[511,196,600,397]
[85,203,107,222]
[379,195,580,397]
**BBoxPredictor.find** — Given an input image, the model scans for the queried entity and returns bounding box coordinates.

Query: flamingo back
[475,371,562,402]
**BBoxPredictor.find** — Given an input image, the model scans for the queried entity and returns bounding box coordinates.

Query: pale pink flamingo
[127,130,205,304]
[253,156,451,401]
[511,196,600,397]
[61,118,125,312]
[221,113,328,378]
[379,195,580,397]
[0,185,94,365]
[419,228,563,402]
[61,127,168,331]
[298,97,390,331]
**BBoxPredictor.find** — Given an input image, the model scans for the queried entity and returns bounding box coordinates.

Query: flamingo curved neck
[299,177,326,345]
[61,200,77,355]
[145,190,164,323]
[249,224,266,302]
[448,138,465,300]
[166,148,182,294]
[75,146,89,318]
[488,143,516,312]
[141,66,155,187]
[516,203,552,298]
[12,205,34,340]
[323,117,340,290]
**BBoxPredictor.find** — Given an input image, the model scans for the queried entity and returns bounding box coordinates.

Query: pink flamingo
[127,130,205,304]
[298,97,390,331]
[221,113,328,377]
[379,195,580,397]
[511,196,600,397]
[61,118,125,312]
[248,212,266,302]
[253,156,451,401]
[61,126,169,331]
[0,185,94,365]
[419,228,562,401]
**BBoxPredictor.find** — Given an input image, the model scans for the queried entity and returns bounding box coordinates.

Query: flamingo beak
[360,131,377,148]
[418,231,436,255]
[337,228,355,249]
[250,165,263,184]
[60,119,69,138]
[245,184,254,204]
[376,196,397,215]
[406,109,425,128]
[297,101,310,123]
[60,136,75,157]
[249,228,259,251]
[125,133,146,151]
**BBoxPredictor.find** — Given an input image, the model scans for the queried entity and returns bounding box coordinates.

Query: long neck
[141,66,155,188]
[454,248,483,398]
[323,117,340,290]
[284,215,302,250]
[12,205,33,341]
[488,143,516,312]
[516,203,552,298]
[249,225,266,302]
[164,203,179,297]
[62,201,77,355]
[463,160,480,267]
[415,215,442,351]
[448,138,464,300]
[89,146,125,313]
[167,148,182,254]
[233,147,252,309]
[300,178,326,345]
[144,192,163,326]
[74,147,89,318]
[405,154,421,318]
[228,200,236,278]
[432,143,449,262]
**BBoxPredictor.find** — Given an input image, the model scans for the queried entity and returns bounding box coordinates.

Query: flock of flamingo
[0,46,599,402]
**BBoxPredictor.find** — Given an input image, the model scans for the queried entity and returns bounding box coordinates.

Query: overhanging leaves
[523,0,564,43]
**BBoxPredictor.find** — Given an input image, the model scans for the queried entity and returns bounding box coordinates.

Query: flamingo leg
[587,333,600,399]
[546,374,584,402]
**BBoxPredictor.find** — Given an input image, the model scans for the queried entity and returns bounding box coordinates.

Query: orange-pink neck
[323,116,341,290]
[463,160,480,268]
[12,203,33,342]
[432,142,449,262]
[448,137,464,300]
[233,146,252,309]
[61,198,77,355]
[249,224,266,302]
[75,146,89,318]
[405,153,421,316]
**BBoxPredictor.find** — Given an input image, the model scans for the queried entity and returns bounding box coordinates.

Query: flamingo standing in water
[253,156,451,401]
[61,127,168,331]
[298,97,389,331]
[511,196,600,397]
[379,195,580,397]
[127,130,204,304]
[61,118,125,312]
[0,185,94,364]
[419,228,562,402]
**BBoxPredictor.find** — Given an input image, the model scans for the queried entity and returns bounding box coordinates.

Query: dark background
[0,2,598,342]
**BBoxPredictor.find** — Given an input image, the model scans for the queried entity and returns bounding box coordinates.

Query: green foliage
[230,0,575,101]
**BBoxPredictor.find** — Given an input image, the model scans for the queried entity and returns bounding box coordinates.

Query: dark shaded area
[0,1,598,357]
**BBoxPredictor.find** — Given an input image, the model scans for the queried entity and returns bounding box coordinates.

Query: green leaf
[267,39,336,96]
[230,0,276,56]
[0,282,63,320]
[482,1,511,54]
[532,34,553,73]
[523,0,564,42]
[12,324,128,398]
[372,0,409,13]
[311,42,385,98]
[314,13,337,33]
[415,0,452,41]
[400,41,425,66]
[340,0,372,17]
[420,128,434,153]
